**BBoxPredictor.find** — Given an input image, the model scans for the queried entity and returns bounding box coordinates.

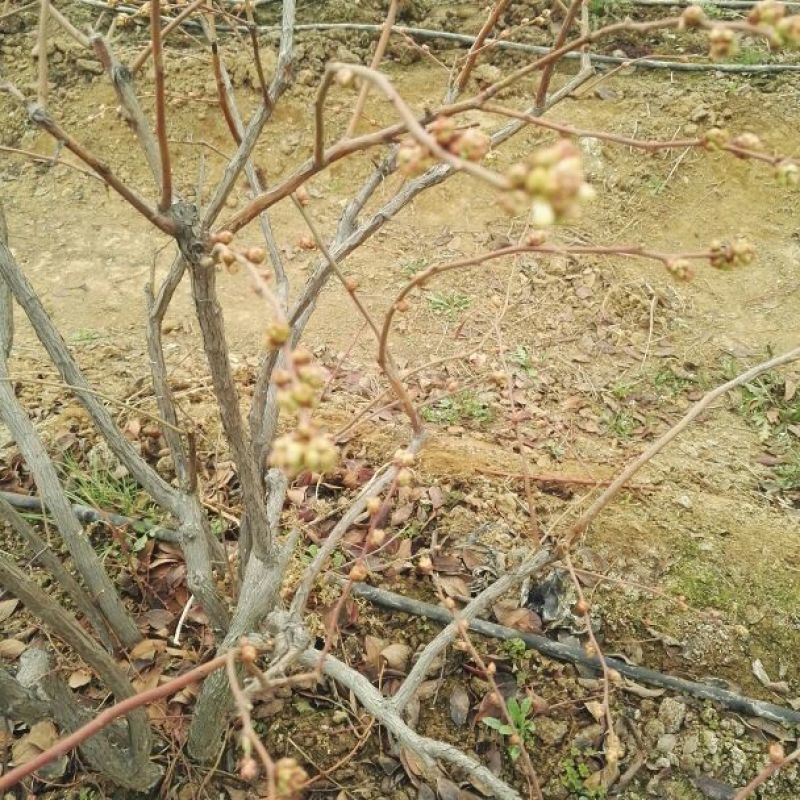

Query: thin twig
[150,0,173,212]
[453,0,511,96]
[92,35,163,183]
[244,0,271,110]
[318,62,508,190]
[535,0,583,108]
[226,649,276,793]
[172,594,195,645]
[130,0,204,74]
[733,746,800,800]
[0,144,102,180]
[564,344,800,546]
[476,467,652,488]
[0,1,36,22]
[0,651,236,792]
[36,0,50,105]
[443,589,543,800]
[493,320,540,541]
[291,196,423,432]
[344,0,399,139]
[48,4,90,47]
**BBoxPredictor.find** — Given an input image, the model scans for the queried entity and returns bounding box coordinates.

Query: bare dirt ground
[1,1,800,798]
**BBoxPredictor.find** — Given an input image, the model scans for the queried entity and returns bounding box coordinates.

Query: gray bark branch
[0,557,161,788]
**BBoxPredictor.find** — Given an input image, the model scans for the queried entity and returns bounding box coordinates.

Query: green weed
[561,747,607,798]
[427,291,471,317]
[422,390,493,425]
[482,696,536,762]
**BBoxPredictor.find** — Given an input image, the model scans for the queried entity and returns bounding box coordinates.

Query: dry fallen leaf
[752,659,790,695]
[27,720,59,751]
[437,776,461,800]
[0,598,19,624]
[584,761,620,793]
[492,600,542,633]
[0,638,26,659]
[381,642,412,673]
[415,680,440,701]
[363,635,385,673]
[438,575,471,601]
[129,638,164,664]
[68,669,92,689]
[449,685,470,727]
[12,720,59,766]
[584,700,604,723]
[428,486,444,509]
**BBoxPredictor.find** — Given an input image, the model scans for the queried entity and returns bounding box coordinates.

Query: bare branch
[186,256,272,563]
[290,432,426,619]
[0,205,10,360]
[299,649,523,800]
[187,530,298,761]
[734,746,800,800]
[129,0,204,75]
[0,496,116,650]
[0,637,232,792]
[48,4,90,47]
[393,547,554,712]
[0,90,177,234]
[535,0,583,108]
[0,243,141,647]
[200,14,287,303]
[0,240,181,514]
[92,35,162,183]
[344,0,400,139]
[452,0,511,97]
[145,259,191,488]
[0,370,141,646]
[243,0,271,111]
[0,557,159,790]
[563,344,800,546]
[226,66,590,235]
[202,0,295,227]
[36,0,49,105]
[318,62,507,190]
[217,57,288,301]
[149,0,173,211]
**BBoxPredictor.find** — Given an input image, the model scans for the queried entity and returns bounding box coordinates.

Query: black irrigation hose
[350,581,800,728]
[0,490,180,541]
[71,2,800,75]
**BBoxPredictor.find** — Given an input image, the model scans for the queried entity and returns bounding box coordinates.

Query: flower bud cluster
[269,351,339,477]
[275,757,308,799]
[775,14,800,47]
[709,237,755,269]
[776,159,800,186]
[665,258,694,281]
[203,230,266,276]
[708,26,738,60]
[746,0,800,43]
[687,1,800,61]
[748,0,786,25]
[397,118,491,176]
[502,139,595,226]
